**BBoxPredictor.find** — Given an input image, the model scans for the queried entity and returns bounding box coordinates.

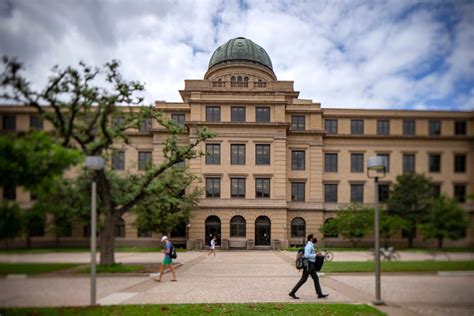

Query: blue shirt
[304,241,318,263]
[164,241,171,259]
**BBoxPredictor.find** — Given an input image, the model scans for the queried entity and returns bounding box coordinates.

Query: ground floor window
[291,217,305,238]
[255,216,271,246]
[205,215,221,246]
[115,217,126,237]
[230,215,246,237]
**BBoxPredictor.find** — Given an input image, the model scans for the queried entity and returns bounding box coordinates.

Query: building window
[429,154,441,172]
[350,184,364,203]
[138,151,152,170]
[230,216,246,237]
[231,144,245,165]
[139,117,152,132]
[403,120,415,135]
[206,177,221,198]
[455,121,466,135]
[378,184,390,202]
[377,153,390,172]
[429,120,441,135]
[3,186,16,200]
[231,107,246,122]
[30,115,43,130]
[291,182,305,201]
[325,119,338,134]
[351,153,364,173]
[206,106,220,122]
[291,217,306,238]
[324,184,338,203]
[291,151,305,170]
[112,150,125,170]
[171,113,185,127]
[112,116,125,128]
[206,144,220,164]
[291,115,305,131]
[377,120,390,135]
[255,144,270,165]
[429,184,441,198]
[351,119,364,135]
[231,178,246,198]
[2,115,16,131]
[403,154,415,173]
[255,178,270,198]
[256,107,270,122]
[454,184,466,203]
[324,153,338,172]
[454,154,466,173]
[115,217,126,238]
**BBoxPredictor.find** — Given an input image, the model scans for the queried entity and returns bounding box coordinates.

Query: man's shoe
[289,292,300,299]
[318,294,329,299]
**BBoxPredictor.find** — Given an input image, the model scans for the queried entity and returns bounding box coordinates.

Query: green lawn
[321,260,474,273]
[80,263,144,274]
[0,247,187,254]
[0,303,384,316]
[287,247,474,252]
[0,263,79,275]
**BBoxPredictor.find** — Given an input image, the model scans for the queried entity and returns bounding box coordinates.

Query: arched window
[237,76,243,82]
[217,78,222,82]
[291,217,305,238]
[255,216,271,245]
[230,216,246,237]
[115,217,126,238]
[244,76,249,81]
[323,218,338,238]
[231,76,236,81]
[205,215,221,246]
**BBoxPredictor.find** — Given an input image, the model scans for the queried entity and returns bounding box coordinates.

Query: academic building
[1,37,473,249]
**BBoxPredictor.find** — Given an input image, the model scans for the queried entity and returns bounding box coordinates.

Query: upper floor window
[324,183,338,203]
[205,177,221,198]
[255,144,270,165]
[112,150,125,170]
[231,76,249,87]
[255,178,270,198]
[351,119,364,135]
[350,184,364,203]
[455,121,466,135]
[378,184,390,202]
[291,182,305,201]
[291,115,305,131]
[138,151,152,170]
[171,113,185,127]
[3,115,16,131]
[429,120,441,135]
[254,79,266,88]
[454,154,466,173]
[30,115,43,130]
[139,117,152,132]
[231,178,246,198]
[377,153,390,172]
[112,116,125,128]
[403,120,415,135]
[377,120,390,135]
[454,184,466,203]
[231,107,246,122]
[428,154,441,172]
[429,184,441,198]
[403,154,415,173]
[206,106,220,122]
[324,153,338,172]
[256,107,270,122]
[291,151,305,170]
[325,119,338,134]
[231,144,245,165]
[351,153,364,173]
[206,144,220,165]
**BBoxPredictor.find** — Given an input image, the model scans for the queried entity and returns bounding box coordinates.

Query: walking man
[155,236,177,282]
[208,235,217,257]
[289,234,328,299]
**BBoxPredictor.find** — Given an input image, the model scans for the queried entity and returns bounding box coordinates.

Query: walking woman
[208,235,217,257]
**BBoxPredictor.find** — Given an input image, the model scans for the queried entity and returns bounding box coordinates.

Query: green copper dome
[208,37,273,70]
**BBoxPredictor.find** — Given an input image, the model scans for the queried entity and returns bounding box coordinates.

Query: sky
[1,0,473,111]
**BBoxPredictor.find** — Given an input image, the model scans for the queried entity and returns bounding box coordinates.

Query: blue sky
[1,0,473,110]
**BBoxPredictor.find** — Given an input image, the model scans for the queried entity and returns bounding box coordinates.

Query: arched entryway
[255,216,271,246]
[205,215,221,246]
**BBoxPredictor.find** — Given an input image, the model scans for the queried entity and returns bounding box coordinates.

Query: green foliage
[380,211,409,247]
[420,196,469,248]
[321,260,474,273]
[81,263,144,274]
[319,217,339,238]
[0,202,23,247]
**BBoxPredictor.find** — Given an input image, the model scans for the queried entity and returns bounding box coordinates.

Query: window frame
[255,178,270,198]
[291,217,306,238]
[255,107,270,122]
[403,119,415,135]
[403,154,416,173]
[454,154,466,173]
[351,153,364,173]
[112,150,125,170]
[454,121,467,135]
[230,178,246,198]
[291,150,305,170]
[206,144,221,165]
[3,115,16,131]
[231,144,246,165]
[351,119,364,135]
[138,151,152,171]
[324,153,338,172]
[325,119,338,134]
[291,115,305,131]
[205,177,221,198]
[429,120,441,136]
[231,106,246,122]
[324,183,338,203]
[206,106,221,122]
[291,182,305,201]
[171,113,186,127]
[377,120,390,135]
[230,216,246,237]
[30,115,43,130]
[255,144,271,165]
[428,154,441,173]
[350,183,364,203]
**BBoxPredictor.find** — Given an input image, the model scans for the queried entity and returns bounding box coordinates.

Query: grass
[287,247,474,252]
[0,263,79,275]
[80,263,144,274]
[321,260,474,273]
[0,247,187,254]
[0,303,384,316]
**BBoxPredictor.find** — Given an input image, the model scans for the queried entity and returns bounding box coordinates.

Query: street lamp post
[367,156,386,306]
[85,156,105,306]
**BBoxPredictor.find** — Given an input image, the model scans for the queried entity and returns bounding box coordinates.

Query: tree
[1,57,215,265]
[380,211,409,248]
[387,173,432,248]
[0,202,23,248]
[420,196,469,249]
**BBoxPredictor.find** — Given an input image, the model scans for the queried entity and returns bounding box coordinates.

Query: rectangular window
[139,117,152,132]
[377,120,390,135]
[324,153,338,172]
[138,151,152,170]
[112,150,125,170]
[255,107,270,122]
[351,153,364,173]
[291,151,305,170]
[255,144,270,165]
[205,144,220,165]
[112,116,125,128]
[454,154,466,173]
[291,182,305,201]
[205,177,221,198]
[378,184,390,202]
[231,144,245,165]
[30,115,43,130]
[231,107,246,122]
[429,120,441,135]
[3,186,16,200]
[255,178,270,198]
[350,184,364,203]
[455,121,466,135]
[171,113,185,127]
[231,178,246,198]
[403,120,415,135]
[429,184,441,198]
[291,115,305,131]
[325,119,338,134]
[403,154,415,173]
[351,119,364,135]
[174,160,186,168]
[377,154,390,172]
[429,154,441,172]
[324,184,338,203]
[206,106,220,122]
[3,115,16,131]
[454,185,466,203]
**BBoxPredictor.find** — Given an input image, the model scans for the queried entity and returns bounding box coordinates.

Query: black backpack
[170,244,177,259]
[295,248,306,269]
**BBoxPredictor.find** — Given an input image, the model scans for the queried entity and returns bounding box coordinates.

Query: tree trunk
[437,237,443,249]
[99,208,117,266]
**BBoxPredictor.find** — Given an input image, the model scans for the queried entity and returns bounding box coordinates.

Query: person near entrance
[208,235,217,257]
[289,234,328,299]
[155,236,177,282]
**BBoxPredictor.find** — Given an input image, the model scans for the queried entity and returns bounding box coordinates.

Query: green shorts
[162,257,172,266]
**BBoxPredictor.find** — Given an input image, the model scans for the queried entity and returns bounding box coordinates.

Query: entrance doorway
[205,215,221,246]
[255,216,271,246]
